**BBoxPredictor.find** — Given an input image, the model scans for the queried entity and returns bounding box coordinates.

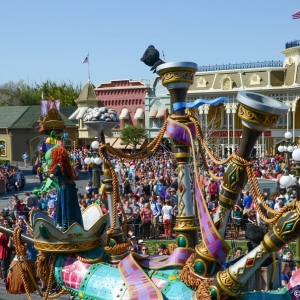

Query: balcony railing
[198,60,283,72]
[285,40,300,49]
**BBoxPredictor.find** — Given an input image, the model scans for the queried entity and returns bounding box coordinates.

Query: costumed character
[49,146,83,231]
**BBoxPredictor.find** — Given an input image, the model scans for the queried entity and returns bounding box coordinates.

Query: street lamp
[278,131,294,173]
[277,132,300,267]
[84,137,103,189]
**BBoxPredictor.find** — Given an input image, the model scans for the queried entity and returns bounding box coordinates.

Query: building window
[137,119,144,127]
[0,140,6,157]
[220,76,234,90]
[277,114,291,127]
[197,77,208,88]
[150,118,164,128]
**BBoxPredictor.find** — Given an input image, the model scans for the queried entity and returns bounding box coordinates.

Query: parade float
[2,55,300,300]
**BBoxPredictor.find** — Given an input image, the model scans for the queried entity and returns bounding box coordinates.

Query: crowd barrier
[121,220,249,241]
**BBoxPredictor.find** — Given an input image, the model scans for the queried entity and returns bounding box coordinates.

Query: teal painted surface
[194,261,205,275]
[242,288,291,300]
[177,236,187,248]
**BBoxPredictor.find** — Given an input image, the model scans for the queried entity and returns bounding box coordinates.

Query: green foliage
[120,125,148,150]
[0,79,81,106]
[144,239,175,255]
[0,159,9,164]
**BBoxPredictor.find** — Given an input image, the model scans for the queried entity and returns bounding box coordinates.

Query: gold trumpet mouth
[237,91,288,129]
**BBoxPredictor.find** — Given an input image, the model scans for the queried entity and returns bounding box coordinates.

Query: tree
[120,125,148,152]
[0,79,81,106]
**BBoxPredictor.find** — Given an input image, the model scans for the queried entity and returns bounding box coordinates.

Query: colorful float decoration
[1,61,300,300]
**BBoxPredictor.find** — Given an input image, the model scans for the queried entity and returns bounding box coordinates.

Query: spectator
[242,191,253,214]
[40,192,48,211]
[150,196,161,239]
[123,178,132,195]
[281,262,291,287]
[0,231,9,283]
[15,179,21,191]
[129,246,137,253]
[157,244,168,256]
[227,247,244,266]
[100,202,108,214]
[140,245,149,255]
[84,193,92,206]
[274,196,285,210]
[37,164,43,184]
[208,179,218,202]
[123,200,133,239]
[129,236,140,253]
[47,190,57,209]
[140,203,153,240]
[130,196,141,238]
[161,200,173,240]
[231,205,243,239]
[22,151,29,168]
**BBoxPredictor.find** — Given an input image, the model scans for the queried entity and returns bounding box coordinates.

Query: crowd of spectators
[64,148,300,244]
[0,163,25,192]
[1,146,300,286]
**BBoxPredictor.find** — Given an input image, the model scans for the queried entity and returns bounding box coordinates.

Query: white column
[262,132,265,157]
[204,104,209,138]
[292,100,297,142]
[267,70,271,87]
[284,100,292,132]
[232,104,238,151]
[225,103,231,148]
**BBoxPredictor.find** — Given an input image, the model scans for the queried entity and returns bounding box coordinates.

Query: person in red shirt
[0,232,9,283]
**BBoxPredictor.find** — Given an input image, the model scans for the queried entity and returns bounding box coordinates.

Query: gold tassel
[36,252,51,283]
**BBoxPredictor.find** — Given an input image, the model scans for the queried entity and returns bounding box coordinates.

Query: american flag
[292,10,300,19]
[82,55,88,63]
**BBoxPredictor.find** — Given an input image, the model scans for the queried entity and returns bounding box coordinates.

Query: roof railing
[197,60,283,72]
[285,40,300,49]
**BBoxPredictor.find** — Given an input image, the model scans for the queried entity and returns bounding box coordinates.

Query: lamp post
[278,132,300,267]
[84,138,103,189]
[278,131,294,173]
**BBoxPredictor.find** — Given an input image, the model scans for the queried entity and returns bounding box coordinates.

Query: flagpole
[88,53,90,81]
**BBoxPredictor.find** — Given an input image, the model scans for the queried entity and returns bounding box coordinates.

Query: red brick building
[95,79,148,128]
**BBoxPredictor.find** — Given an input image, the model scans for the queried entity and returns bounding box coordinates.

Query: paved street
[0,165,90,300]
[0,282,70,300]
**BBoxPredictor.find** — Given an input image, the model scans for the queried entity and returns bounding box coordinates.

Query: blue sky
[1,0,300,88]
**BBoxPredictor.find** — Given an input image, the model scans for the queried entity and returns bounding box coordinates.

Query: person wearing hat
[129,236,140,253]
[274,195,285,210]
[157,244,168,256]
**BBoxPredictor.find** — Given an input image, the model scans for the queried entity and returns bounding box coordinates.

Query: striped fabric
[61,254,91,289]
[119,248,193,300]
[195,181,228,267]
[119,254,164,300]
[166,119,195,147]
[165,116,229,269]
[137,247,194,269]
